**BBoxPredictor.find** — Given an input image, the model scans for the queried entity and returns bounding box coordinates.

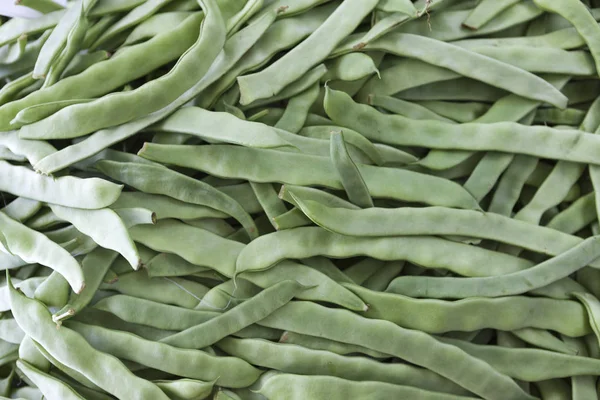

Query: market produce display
[1,0,600,399]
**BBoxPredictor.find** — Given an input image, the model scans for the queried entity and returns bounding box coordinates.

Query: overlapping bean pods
[2,0,600,399]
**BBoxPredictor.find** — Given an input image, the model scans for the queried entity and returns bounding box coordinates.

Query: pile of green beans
[2,0,600,399]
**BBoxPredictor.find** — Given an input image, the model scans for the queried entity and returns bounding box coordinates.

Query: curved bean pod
[237,0,378,105]
[49,204,140,269]
[96,161,257,239]
[287,198,600,268]
[219,337,471,397]
[138,144,480,210]
[235,226,532,277]
[325,87,600,165]
[160,280,306,349]
[258,302,534,400]
[345,284,590,336]
[439,337,600,381]
[0,161,121,209]
[16,360,85,400]
[0,212,84,293]
[388,236,600,298]
[8,275,170,399]
[130,219,243,277]
[154,378,215,400]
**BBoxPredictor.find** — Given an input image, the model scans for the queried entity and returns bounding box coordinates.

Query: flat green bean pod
[64,321,262,388]
[138,144,480,209]
[237,0,378,105]
[96,161,257,239]
[7,274,170,399]
[159,280,306,349]
[438,337,600,381]
[254,372,476,400]
[0,212,83,293]
[217,337,470,396]
[154,378,215,400]
[129,219,243,277]
[235,226,534,277]
[345,284,590,336]
[16,360,85,400]
[388,236,600,298]
[259,302,534,400]
[49,204,140,269]
[0,161,121,209]
[325,87,600,165]
[287,199,600,268]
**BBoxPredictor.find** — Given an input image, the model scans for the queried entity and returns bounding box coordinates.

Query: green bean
[49,204,139,269]
[547,192,596,233]
[159,280,305,349]
[94,294,218,331]
[0,13,202,130]
[274,83,320,133]
[489,155,539,216]
[1,198,41,223]
[237,0,378,105]
[511,328,578,354]
[0,211,84,293]
[363,33,566,107]
[8,275,171,399]
[322,53,379,82]
[219,337,470,396]
[369,95,454,123]
[91,0,180,49]
[16,359,84,400]
[454,27,585,50]
[287,197,600,268]
[396,2,542,42]
[357,58,460,103]
[97,161,257,238]
[343,258,384,285]
[462,0,520,30]
[397,77,507,103]
[33,269,70,308]
[280,330,389,359]
[0,10,63,47]
[345,284,590,336]
[129,219,243,277]
[51,248,117,324]
[139,144,479,209]
[20,0,226,139]
[464,152,513,202]
[534,0,600,78]
[122,12,192,46]
[388,236,600,299]
[33,8,277,175]
[259,301,534,400]
[240,260,367,311]
[64,320,261,388]
[330,130,373,208]
[362,260,405,291]
[573,292,600,347]
[325,87,600,165]
[154,378,215,400]
[101,269,207,308]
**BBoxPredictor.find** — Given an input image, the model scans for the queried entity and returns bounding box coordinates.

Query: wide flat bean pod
[345,284,590,336]
[253,372,476,400]
[49,205,140,269]
[0,161,121,209]
[439,337,600,381]
[96,161,257,239]
[0,212,83,293]
[52,248,118,324]
[217,337,469,396]
[235,226,533,277]
[362,33,567,107]
[16,360,85,400]
[8,275,170,399]
[138,144,479,210]
[64,321,261,388]
[129,219,243,277]
[286,199,600,268]
[240,260,367,311]
[154,378,215,400]
[388,236,600,298]
[159,280,306,349]
[325,87,600,165]
[237,0,378,105]
[32,8,277,174]
[258,301,534,400]
[94,294,218,331]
